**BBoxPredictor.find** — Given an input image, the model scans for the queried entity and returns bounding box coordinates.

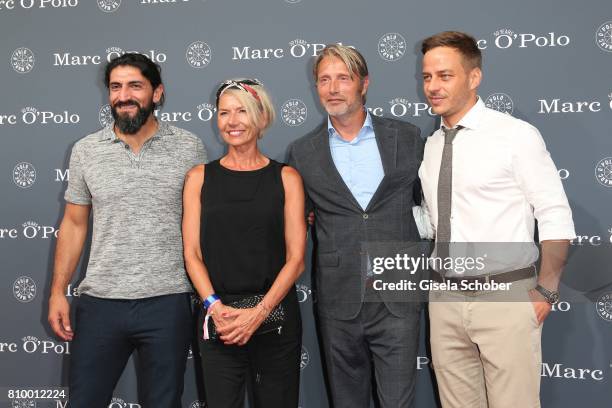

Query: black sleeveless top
[200,159,286,299]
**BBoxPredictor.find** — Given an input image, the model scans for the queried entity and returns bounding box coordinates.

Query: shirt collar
[98,120,172,143]
[327,109,373,141]
[440,96,485,132]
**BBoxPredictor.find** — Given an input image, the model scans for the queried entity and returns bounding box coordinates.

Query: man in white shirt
[418,31,575,408]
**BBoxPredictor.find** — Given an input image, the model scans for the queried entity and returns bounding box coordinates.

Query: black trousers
[318,301,421,408]
[69,293,193,408]
[198,297,302,408]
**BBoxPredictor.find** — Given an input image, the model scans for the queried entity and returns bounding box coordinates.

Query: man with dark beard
[47,53,206,407]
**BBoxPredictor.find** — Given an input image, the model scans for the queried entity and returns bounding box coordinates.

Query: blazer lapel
[366,117,398,212]
[311,123,362,210]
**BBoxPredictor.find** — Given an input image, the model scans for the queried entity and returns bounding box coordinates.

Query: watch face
[549,292,560,305]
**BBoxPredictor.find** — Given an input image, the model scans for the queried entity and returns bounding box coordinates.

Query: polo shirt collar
[98,120,172,143]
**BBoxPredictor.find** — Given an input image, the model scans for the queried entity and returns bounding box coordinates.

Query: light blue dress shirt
[328,111,384,210]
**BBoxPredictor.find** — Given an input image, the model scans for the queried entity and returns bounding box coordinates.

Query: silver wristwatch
[535,284,560,305]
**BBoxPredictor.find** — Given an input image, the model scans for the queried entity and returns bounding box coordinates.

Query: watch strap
[535,284,559,305]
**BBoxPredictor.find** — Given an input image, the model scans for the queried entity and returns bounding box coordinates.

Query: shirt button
[124,144,129,150]
[363,213,369,220]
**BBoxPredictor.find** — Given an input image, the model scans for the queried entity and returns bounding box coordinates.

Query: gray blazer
[288,115,424,320]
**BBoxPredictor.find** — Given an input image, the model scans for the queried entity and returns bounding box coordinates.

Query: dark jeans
[69,293,193,408]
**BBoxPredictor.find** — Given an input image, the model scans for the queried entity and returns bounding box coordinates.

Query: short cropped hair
[104,53,165,106]
[215,78,276,137]
[421,31,482,70]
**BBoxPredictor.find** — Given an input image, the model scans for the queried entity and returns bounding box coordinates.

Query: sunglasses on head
[215,79,264,106]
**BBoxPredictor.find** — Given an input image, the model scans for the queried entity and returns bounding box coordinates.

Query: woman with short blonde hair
[182,78,306,407]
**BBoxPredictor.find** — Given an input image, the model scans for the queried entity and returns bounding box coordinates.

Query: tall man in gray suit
[288,44,424,408]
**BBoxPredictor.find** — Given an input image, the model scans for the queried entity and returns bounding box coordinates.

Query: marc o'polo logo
[571,228,612,246]
[231,39,352,61]
[10,47,35,73]
[281,99,307,127]
[300,346,310,370]
[186,41,211,68]
[151,103,217,123]
[377,33,407,62]
[13,276,37,303]
[478,28,570,49]
[387,97,434,118]
[195,103,216,122]
[485,93,514,115]
[1,107,80,125]
[541,362,605,381]
[13,162,36,188]
[595,292,612,322]
[0,221,60,239]
[1,0,78,10]
[53,47,166,67]
[97,0,121,12]
[20,106,80,125]
[595,157,612,187]
[595,21,612,52]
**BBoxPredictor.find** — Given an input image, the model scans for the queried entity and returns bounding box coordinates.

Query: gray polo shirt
[65,122,206,299]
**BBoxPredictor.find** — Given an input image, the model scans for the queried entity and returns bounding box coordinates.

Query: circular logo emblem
[596,292,612,321]
[99,104,113,127]
[485,93,514,114]
[281,99,307,126]
[189,401,207,408]
[12,400,36,408]
[13,162,36,189]
[595,21,612,52]
[300,346,310,370]
[595,157,612,187]
[186,41,211,68]
[97,0,121,12]
[11,47,35,74]
[377,33,407,62]
[13,276,37,303]
[296,283,311,303]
